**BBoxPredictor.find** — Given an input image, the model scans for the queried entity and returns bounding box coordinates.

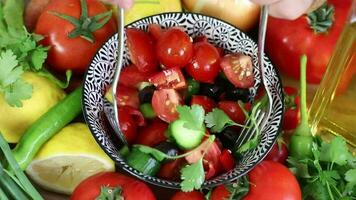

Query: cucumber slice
[126,147,161,176]
[170,120,205,150]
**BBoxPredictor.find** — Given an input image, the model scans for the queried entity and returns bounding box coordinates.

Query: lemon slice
[26,123,115,194]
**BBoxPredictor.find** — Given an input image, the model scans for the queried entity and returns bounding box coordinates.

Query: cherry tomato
[211,185,231,200]
[243,161,301,200]
[119,64,154,88]
[204,141,223,180]
[264,142,289,164]
[170,191,205,200]
[71,172,156,200]
[148,23,163,41]
[152,89,183,122]
[193,35,208,43]
[283,86,300,131]
[35,0,116,74]
[158,158,186,181]
[219,149,235,172]
[190,95,216,113]
[185,41,221,83]
[220,53,254,88]
[266,0,352,84]
[136,119,168,147]
[218,101,246,124]
[126,28,159,73]
[149,67,187,90]
[156,27,193,68]
[118,106,145,144]
[116,85,139,109]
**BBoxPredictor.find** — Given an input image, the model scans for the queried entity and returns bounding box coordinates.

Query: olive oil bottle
[309,3,356,147]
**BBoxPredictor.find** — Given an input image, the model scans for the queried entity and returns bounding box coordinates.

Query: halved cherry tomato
[136,119,168,147]
[204,141,222,180]
[118,106,145,144]
[149,67,187,90]
[220,53,254,88]
[170,191,205,200]
[218,101,246,124]
[283,86,300,132]
[264,142,288,164]
[148,23,163,41]
[211,185,231,200]
[116,85,139,109]
[190,95,216,113]
[152,89,183,122]
[119,64,154,88]
[126,28,159,73]
[219,149,235,172]
[185,41,221,83]
[156,27,193,68]
[158,158,186,181]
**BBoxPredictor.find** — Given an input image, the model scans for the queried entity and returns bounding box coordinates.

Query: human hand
[102,0,134,9]
[251,0,320,20]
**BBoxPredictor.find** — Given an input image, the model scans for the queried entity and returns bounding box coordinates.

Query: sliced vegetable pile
[107,24,265,192]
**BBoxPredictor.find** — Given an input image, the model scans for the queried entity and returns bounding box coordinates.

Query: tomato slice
[185,41,221,83]
[211,185,231,200]
[151,89,182,122]
[190,95,216,113]
[220,53,254,88]
[116,85,139,109]
[148,23,163,41]
[218,101,246,124]
[219,149,235,172]
[118,106,145,144]
[136,119,168,147]
[156,27,193,68]
[148,67,187,90]
[119,64,153,88]
[126,28,159,73]
[157,158,186,181]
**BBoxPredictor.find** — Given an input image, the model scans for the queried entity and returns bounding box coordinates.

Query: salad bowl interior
[83,12,284,189]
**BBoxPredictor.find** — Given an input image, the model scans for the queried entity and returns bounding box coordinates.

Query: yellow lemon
[0,72,66,143]
[124,0,182,25]
[26,123,115,195]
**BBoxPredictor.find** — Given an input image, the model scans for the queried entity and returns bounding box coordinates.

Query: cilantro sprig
[177,105,205,131]
[0,0,71,107]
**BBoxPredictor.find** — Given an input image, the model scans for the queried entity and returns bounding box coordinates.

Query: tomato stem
[307,3,335,33]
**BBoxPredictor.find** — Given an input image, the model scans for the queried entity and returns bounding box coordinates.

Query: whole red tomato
[170,191,205,200]
[243,161,301,200]
[71,172,156,200]
[266,0,352,84]
[35,0,116,74]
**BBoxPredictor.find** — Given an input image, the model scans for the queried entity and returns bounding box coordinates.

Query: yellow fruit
[0,72,66,143]
[124,0,182,25]
[26,123,115,195]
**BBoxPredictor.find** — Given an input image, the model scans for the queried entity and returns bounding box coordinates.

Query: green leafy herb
[180,158,205,192]
[344,169,356,196]
[177,105,205,131]
[133,145,168,162]
[205,108,244,133]
[320,136,352,166]
[0,50,32,107]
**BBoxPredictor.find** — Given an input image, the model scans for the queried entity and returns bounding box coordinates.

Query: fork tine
[234,110,265,150]
[232,109,261,148]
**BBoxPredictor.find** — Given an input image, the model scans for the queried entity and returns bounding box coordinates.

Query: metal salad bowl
[82,12,284,189]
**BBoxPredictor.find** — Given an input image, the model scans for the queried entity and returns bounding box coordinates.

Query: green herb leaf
[205,108,241,133]
[4,79,32,107]
[344,169,356,195]
[30,46,48,71]
[133,145,167,162]
[237,134,260,153]
[287,157,311,178]
[320,136,352,166]
[0,50,21,86]
[303,180,330,200]
[180,158,205,192]
[177,105,205,131]
[3,0,24,31]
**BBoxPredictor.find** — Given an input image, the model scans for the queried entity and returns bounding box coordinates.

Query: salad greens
[0,0,70,107]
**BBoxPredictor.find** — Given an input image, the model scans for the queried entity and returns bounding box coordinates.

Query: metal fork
[103,7,129,145]
[233,5,273,151]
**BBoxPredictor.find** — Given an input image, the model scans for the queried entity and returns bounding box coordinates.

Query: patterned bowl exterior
[83,12,284,189]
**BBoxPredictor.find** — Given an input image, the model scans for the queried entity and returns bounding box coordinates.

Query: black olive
[138,85,155,104]
[217,126,240,149]
[224,88,251,103]
[155,141,179,159]
[199,83,225,101]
